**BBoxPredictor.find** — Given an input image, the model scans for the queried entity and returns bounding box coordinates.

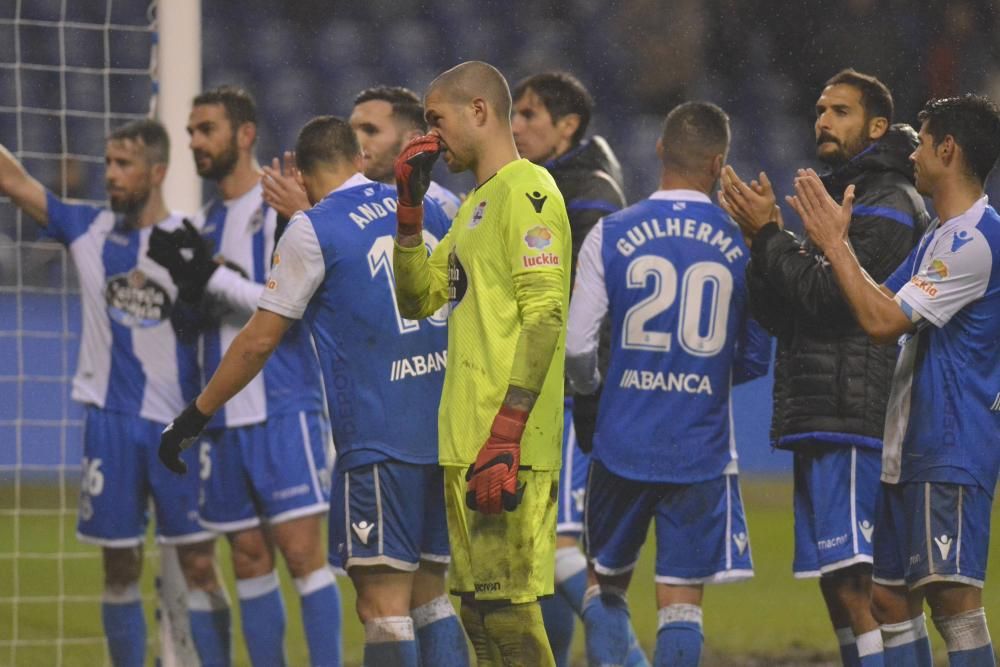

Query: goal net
[0,2,195,665]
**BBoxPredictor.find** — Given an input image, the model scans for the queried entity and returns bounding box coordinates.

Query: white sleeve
[565,220,608,394]
[894,227,991,328]
[257,213,325,320]
[205,265,265,317]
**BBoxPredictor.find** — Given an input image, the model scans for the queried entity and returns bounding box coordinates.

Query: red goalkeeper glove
[394,134,440,236]
[465,406,529,514]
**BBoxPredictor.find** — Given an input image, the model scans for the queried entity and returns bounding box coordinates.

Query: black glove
[572,387,601,454]
[147,219,219,303]
[159,400,212,474]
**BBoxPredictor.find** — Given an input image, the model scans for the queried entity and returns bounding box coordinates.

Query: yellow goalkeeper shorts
[443,465,558,603]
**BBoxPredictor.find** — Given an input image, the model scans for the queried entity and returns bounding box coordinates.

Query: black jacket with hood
[747,124,930,449]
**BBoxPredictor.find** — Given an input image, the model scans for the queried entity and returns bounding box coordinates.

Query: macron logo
[352,521,374,545]
[934,534,953,560]
[859,520,874,543]
[733,532,748,555]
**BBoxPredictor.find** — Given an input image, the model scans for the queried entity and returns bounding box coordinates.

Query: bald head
[427,61,512,123]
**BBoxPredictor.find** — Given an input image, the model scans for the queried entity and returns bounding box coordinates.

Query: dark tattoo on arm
[502,385,537,412]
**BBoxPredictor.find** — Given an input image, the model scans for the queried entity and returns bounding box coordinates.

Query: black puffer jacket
[748,124,930,448]
[546,136,627,451]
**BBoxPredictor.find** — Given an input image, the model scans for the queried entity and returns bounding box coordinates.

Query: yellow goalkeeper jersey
[395,159,570,469]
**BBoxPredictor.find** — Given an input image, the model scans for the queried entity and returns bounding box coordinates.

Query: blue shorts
[77,406,212,547]
[557,400,590,536]
[793,445,879,577]
[584,459,753,584]
[328,460,450,573]
[873,481,992,589]
[198,410,332,532]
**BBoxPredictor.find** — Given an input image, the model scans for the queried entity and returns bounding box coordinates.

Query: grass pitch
[1,478,996,666]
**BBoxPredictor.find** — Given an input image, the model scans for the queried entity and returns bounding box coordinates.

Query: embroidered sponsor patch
[524,225,553,250]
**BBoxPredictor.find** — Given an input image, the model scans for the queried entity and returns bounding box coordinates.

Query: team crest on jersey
[105,269,172,328]
[524,225,553,250]
[469,200,487,228]
[249,206,266,234]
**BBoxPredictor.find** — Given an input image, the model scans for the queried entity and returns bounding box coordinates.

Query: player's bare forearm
[396,230,423,248]
[824,241,914,344]
[0,143,48,225]
[194,309,292,414]
[502,385,538,412]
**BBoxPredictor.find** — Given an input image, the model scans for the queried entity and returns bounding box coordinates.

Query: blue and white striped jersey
[883,196,1000,491]
[192,182,324,429]
[258,175,450,469]
[44,192,198,424]
[566,190,771,483]
[427,181,461,220]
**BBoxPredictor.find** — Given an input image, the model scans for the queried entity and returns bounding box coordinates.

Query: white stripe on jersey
[426,181,461,220]
[193,183,274,427]
[69,211,188,423]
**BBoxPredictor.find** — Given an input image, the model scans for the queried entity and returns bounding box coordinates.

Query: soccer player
[566,101,770,667]
[719,70,930,666]
[158,115,469,667]
[510,71,644,667]
[392,61,571,666]
[0,121,226,667]
[261,85,461,222]
[154,86,340,666]
[790,94,1000,667]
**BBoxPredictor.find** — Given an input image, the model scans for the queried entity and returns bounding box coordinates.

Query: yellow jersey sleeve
[506,182,570,280]
[394,231,452,320]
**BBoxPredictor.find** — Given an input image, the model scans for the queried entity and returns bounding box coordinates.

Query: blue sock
[856,628,884,667]
[413,595,470,667]
[237,571,287,667]
[101,584,145,667]
[541,593,575,667]
[364,616,419,667]
[654,604,703,667]
[582,585,632,665]
[835,627,860,667]
[625,623,651,667]
[882,615,932,667]
[935,608,995,667]
[188,588,231,667]
[295,568,342,667]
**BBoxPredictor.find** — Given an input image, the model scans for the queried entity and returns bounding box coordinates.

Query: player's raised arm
[393,134,451,319]
[0,143,49,225]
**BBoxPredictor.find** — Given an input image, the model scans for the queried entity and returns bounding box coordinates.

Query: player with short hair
[0,120,226,667]
[159,115,469,667]
[511,70,645,667]
[567,101,770,667]
[152,85,341,666]
[261,85,461,223]
[392,60,571,666]
[791,93,1000,667]
[720,69,930,666]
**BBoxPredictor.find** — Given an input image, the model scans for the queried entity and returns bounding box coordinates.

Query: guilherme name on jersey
[389,350,447,382]
[619,368,713,395]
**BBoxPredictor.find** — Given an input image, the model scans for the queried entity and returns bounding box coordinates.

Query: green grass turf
[1,478,997,666]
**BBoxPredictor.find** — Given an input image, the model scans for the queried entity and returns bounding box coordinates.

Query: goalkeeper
[393,61,570,666]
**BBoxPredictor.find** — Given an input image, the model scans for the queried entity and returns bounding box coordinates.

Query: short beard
[816,128,870,167]
[196,137,239,181]
[109,188,150,219]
